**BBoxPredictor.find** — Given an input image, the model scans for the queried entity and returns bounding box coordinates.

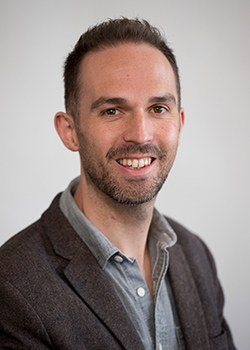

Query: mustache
[106,144,165,160]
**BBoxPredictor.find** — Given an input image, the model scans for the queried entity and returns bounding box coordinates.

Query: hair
[64,17,181,120]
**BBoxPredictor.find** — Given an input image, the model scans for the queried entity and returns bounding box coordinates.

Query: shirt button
[136,287,146,297]
[114,255,123,263]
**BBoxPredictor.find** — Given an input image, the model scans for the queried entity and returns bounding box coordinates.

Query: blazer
[0,194,236,350]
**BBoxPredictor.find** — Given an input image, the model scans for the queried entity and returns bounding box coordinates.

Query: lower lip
[116,160,156,177]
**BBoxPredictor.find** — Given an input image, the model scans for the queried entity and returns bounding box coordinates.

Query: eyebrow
[90,97,128,111]
[148,94,177,105]
[90,93,177,111]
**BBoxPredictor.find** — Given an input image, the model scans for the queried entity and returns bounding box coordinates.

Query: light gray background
[1,1,249,348]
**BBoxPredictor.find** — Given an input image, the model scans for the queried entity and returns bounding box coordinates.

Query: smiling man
[0,18,236,350]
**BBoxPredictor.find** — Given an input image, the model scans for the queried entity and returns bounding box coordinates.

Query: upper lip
[115,154,156,160]
[107,144,161,161]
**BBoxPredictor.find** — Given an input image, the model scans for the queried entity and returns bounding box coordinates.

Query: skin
[55,43,185,298]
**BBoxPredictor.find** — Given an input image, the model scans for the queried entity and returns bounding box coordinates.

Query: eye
[103,108,119,116]
[151,106,168,114]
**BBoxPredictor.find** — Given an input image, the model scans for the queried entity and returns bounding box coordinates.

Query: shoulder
[0,193,78,285]
[165,216,218,277]
[166,216,213,254]
[0,219,47,276]
[166,216,203,244]
[1,194,60,257]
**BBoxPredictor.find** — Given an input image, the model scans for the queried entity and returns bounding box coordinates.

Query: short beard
[86,168,167,206]
[77,129,176,206]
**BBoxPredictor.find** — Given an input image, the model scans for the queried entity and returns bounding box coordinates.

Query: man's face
[75,43,184,205]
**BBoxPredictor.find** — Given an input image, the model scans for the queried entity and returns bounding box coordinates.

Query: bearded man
[0,18,236,350]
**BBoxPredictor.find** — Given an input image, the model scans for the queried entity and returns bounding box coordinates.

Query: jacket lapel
[43,196,145,350]
[168,244,210,350]
[63,243,145,350]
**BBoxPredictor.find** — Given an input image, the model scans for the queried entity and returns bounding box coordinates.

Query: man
[0,18,236,349]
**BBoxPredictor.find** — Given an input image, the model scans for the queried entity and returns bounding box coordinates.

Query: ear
[178,107,185,146]
[54,112,79,152]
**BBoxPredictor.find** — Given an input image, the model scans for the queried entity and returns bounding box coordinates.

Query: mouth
[116,157,154,170]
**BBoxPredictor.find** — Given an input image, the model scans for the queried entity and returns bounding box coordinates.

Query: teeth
[138,159,144,168]
[132,159,139,168]
[117,157,152,169]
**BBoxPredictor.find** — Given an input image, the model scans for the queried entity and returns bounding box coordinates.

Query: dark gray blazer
[0,195,236,349]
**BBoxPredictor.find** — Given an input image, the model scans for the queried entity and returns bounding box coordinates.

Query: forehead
[78,43,177,99]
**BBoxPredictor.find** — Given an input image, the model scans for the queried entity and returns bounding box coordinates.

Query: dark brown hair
[64,18,181,119]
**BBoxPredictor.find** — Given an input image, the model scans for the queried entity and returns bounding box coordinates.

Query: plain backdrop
[1,0,249,348]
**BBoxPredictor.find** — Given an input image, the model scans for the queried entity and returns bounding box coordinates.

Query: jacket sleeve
[0,276,54,350]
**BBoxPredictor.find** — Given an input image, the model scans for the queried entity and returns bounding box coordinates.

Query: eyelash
[151,106,168,114]
[102,108,119,116]
[101,105,169,116]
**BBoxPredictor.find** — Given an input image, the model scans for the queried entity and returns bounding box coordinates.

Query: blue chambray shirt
[60,177,185,350]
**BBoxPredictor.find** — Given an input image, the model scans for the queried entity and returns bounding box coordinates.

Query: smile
[117,157,153,169]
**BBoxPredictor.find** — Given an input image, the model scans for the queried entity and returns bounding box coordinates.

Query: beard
[76,128,178,206]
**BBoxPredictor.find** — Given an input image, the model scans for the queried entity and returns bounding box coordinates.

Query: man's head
[55,18,184,207]
[64,17,181,121]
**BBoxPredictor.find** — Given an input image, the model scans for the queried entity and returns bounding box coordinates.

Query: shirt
[59,177,185,350]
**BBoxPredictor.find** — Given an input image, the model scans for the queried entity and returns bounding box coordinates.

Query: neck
[74,178,155,258]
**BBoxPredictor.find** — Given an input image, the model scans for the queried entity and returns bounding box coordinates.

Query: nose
[123,110,153,144]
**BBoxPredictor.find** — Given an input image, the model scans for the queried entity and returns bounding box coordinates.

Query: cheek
[157,123,181,148]
[95,121,122,143]
[87,124,119,156]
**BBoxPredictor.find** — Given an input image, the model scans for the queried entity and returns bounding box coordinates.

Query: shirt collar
[59,177,177,269]
[149,208,177,251]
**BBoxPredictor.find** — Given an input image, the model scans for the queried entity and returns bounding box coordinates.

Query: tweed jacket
[0,194,236,350]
